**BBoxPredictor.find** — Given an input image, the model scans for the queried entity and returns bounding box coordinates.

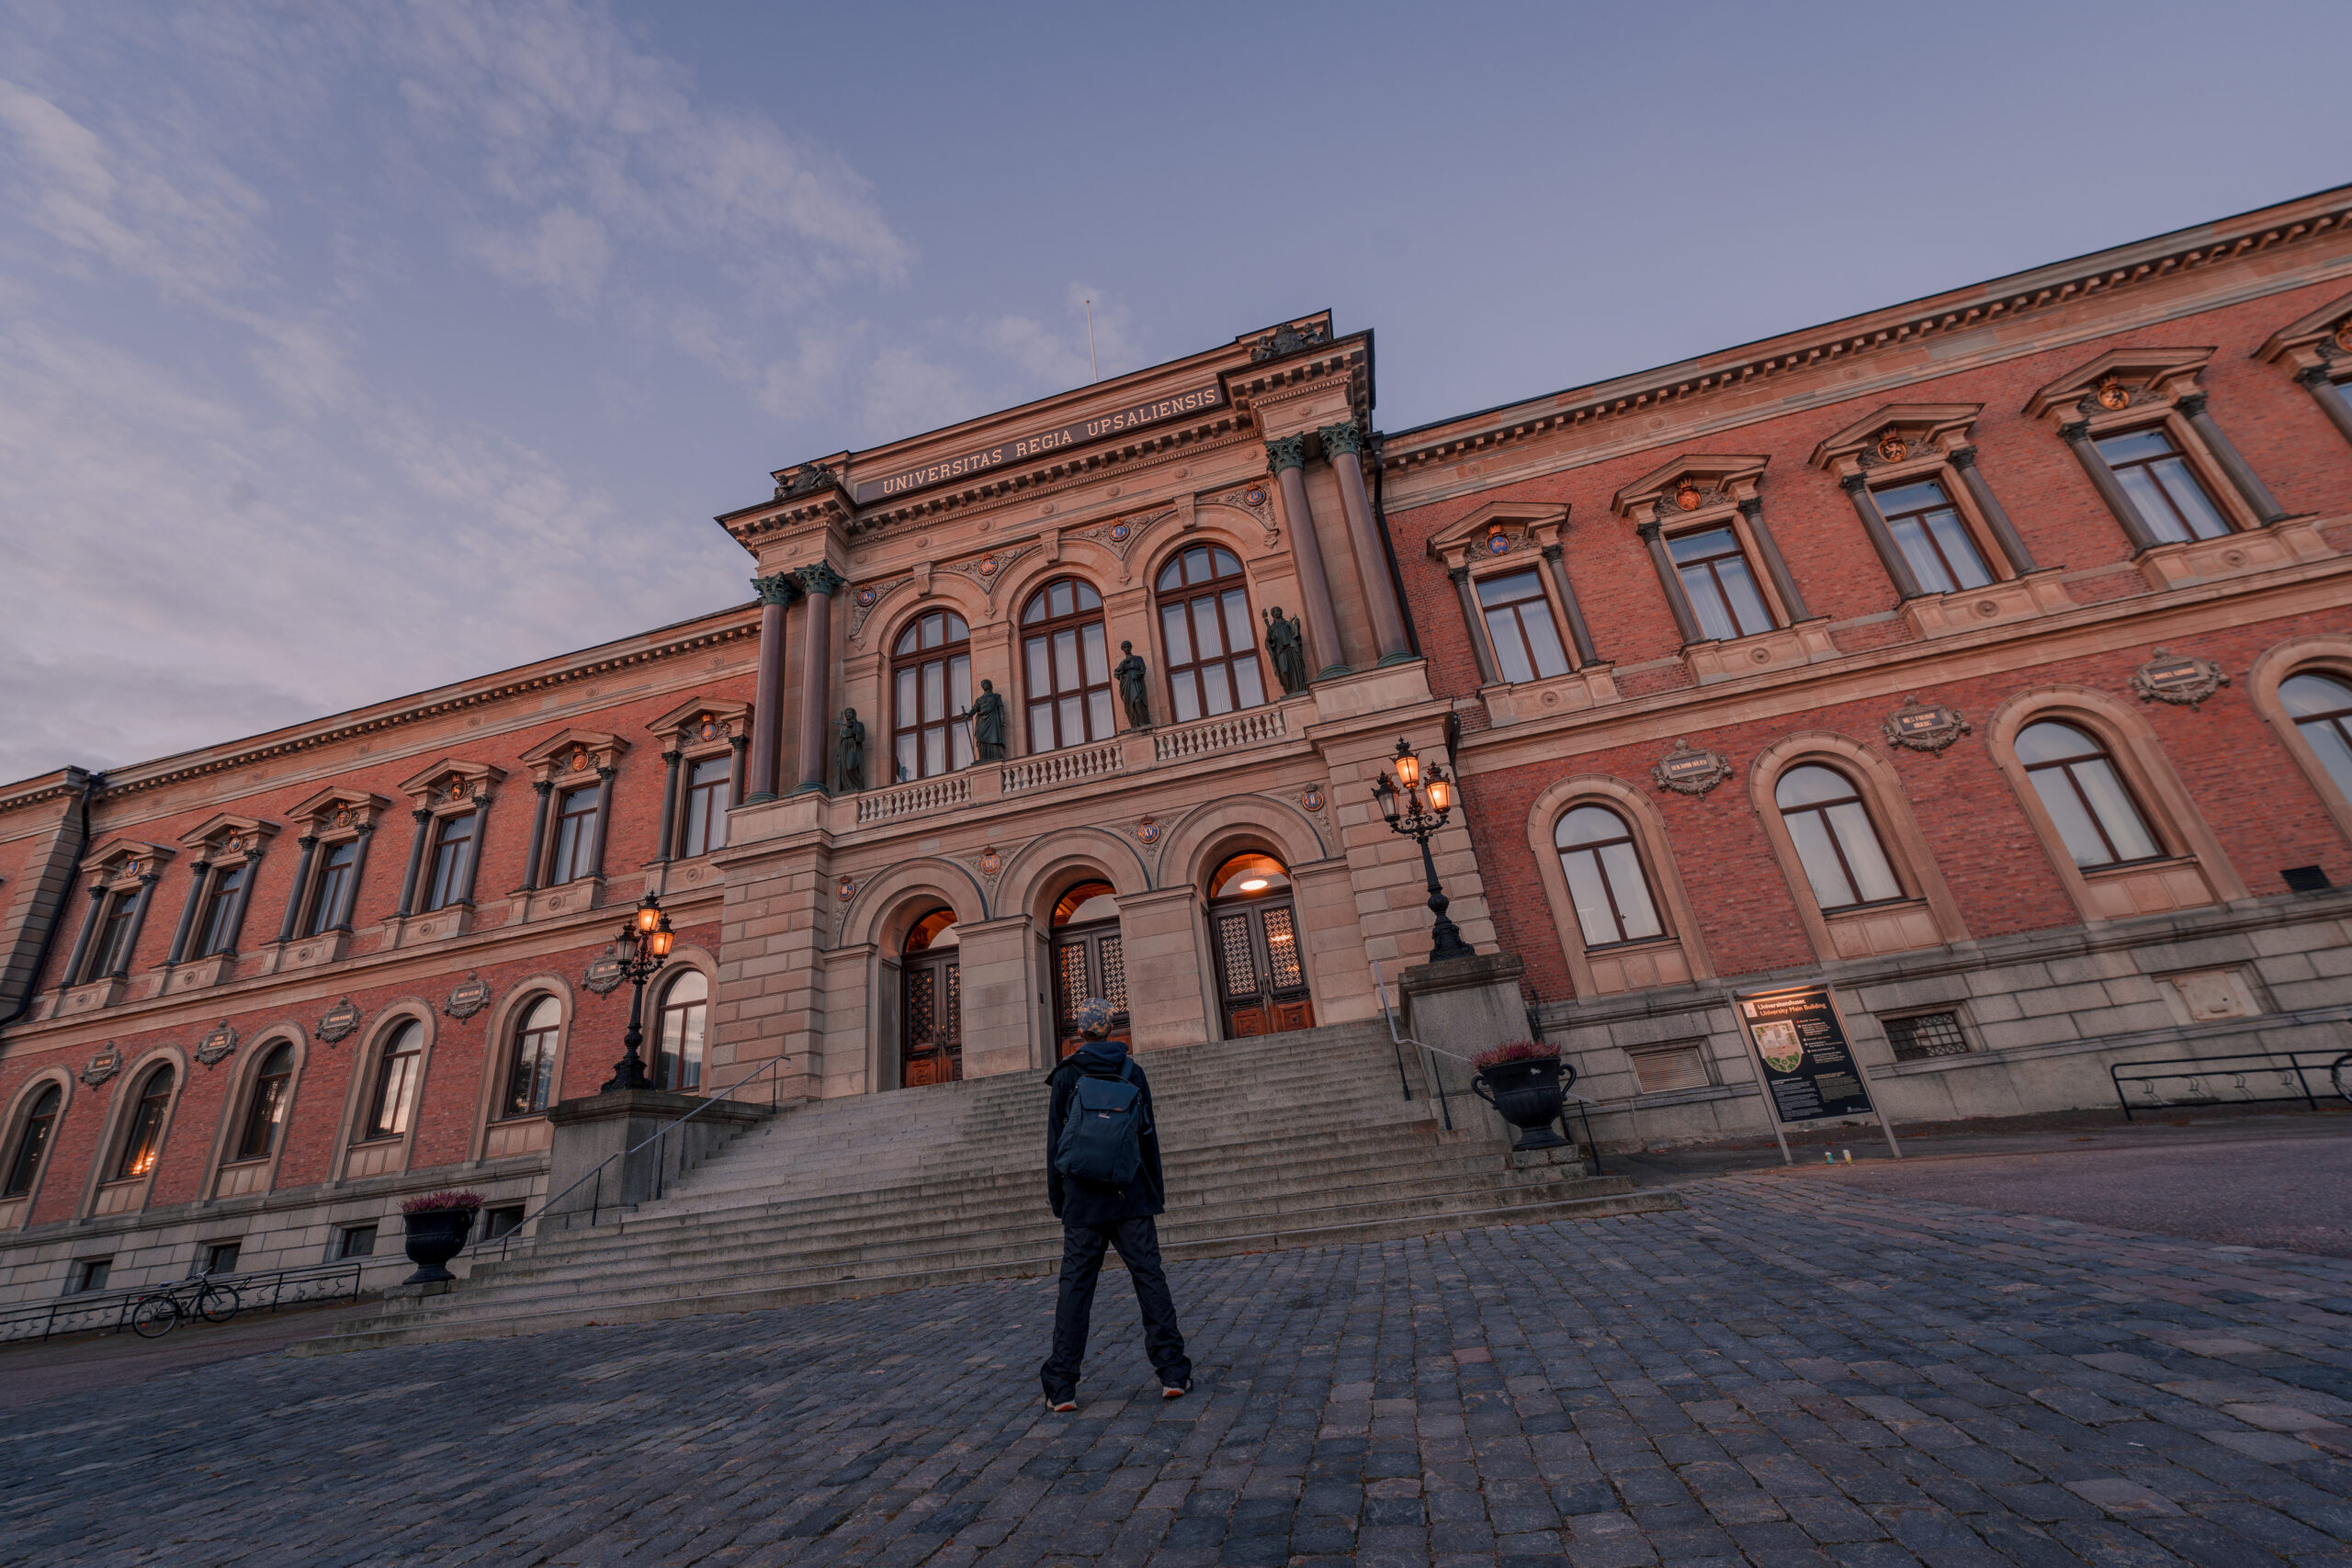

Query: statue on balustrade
[1114,641,1152,730]
[1264,607,1310,696]
[836,708,865,793]
[962,680,1008,761]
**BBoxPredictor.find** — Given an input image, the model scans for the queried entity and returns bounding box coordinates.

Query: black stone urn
[401,1208,476,1285]
[1471,1055,1574,1152]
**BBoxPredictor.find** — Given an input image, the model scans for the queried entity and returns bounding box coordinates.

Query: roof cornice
[1380,185,2352,476]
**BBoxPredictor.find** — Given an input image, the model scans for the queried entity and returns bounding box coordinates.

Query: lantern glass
[1372,775,1400,827]
[635,899,662,933]
[1426,776,1453,813]
[1392,744,1421,789]
[648,927,675,958]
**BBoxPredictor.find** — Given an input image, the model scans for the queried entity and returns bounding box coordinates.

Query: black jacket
[1045,1040,1166,1227]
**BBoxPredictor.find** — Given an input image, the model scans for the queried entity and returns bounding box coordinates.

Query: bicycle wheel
[198,1284,240,1325]
[130,1295,180,1338]
[2334,1052,2352,1105]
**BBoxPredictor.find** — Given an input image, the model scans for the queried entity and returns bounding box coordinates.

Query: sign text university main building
[3,186,2350,1301]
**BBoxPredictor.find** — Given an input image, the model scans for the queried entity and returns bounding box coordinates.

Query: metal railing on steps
[0,1260,363,1346]
[1372,961,1603,1172]
[469,1055,792,1267]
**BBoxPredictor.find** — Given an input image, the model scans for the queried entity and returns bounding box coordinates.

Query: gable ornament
[1651,739,1734,797]
[1881,696,1972,754]
[2129,648,2229,708]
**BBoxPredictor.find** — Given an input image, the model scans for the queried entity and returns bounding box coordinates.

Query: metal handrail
[0,1260,363,1346]
[2111,1046,2352,1121]
[470,1055,792,1265]
[1371,961,1603,1171]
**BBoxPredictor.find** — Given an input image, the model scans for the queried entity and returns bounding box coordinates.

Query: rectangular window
[1873,479,1994,594]
[1629,1043,1712,1095]
[203,1241,242,1277]
[196,865,245,956]
[337,1224,376,1259]
[2094,428,2232,544]
[72,1258,111,1293]
[91,890,141,979]
[548,785,601,885]
[1884,1011,1970,1062]
[306,840,357,937]
[483,1205,526,1241]
[680,756,730,858]
[1476,570,1572,683]
[1668,527,1776,640]
[424,814,474,912]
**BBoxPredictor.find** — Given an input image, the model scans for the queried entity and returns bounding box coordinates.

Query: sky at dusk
[2,0,2346,785]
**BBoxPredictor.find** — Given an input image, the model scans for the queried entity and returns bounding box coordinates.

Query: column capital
[795,561,846,597]
[533,778,554,796]
[751,572,802,606]
[2297,363,2334,389]
[301,831,324,848]
[1946,445,1979,470]
[594,765,618,782]
[1838,472,1870,495]
[1316,420,1363,457]
[1446,563,1473,585]
[1264,435,1308,474]
[2058,418,2093,445]
[1539,542,1564,562]
[2174,389,2210,419]
[1635,519,1665,543]
[1736,496,1765,518]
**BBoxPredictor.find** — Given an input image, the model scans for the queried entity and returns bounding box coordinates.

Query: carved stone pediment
[399,757,505,807]
[1810,404,1984,479]
[1425,501,1569,568]
[1611,455,1770,524]
[2023,346,2212,422]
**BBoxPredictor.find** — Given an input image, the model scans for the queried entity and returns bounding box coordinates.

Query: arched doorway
[1206,852,1314,1038]
[900,908,962,1087]
[1049,881,1127,1059]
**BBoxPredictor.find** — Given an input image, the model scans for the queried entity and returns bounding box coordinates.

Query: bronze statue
[1114,641,1152,730]
[1264,607,1309,695]
[962,680,1008,761]
[836,708,865,792]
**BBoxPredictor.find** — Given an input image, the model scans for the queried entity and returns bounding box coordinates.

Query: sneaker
[1160,1379,1192,1401]
[1045,1394,1077,1413]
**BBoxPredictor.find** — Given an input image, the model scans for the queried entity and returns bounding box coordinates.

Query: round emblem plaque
[1674,482,1702,511]
[1875,434,1908,463]
[2096,378,2132,411]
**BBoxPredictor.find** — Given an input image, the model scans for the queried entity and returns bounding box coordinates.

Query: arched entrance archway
[1205,852,1314,1038]
[900,908,963,1086]
[1049,881,1127,1059]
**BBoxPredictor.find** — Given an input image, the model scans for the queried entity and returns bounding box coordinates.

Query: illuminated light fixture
[1390,738,1421,790]
[1367,737,1475,964]
[592,892,679,1091]
[1238,877,1269,893]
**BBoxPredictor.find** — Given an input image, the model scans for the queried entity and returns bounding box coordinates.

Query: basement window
[483,1204,526,1241]
[1885,1011,1970,1062]
[1628,1043,1712,1094]
[337,1224,377,1260]
[70,1258,112,1294]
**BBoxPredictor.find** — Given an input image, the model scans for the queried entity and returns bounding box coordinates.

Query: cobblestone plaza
[10,1179,2352,1567]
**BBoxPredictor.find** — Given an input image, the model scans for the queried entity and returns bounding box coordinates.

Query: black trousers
[1040,1215,1190,1400]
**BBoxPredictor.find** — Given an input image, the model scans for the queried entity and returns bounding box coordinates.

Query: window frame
[303,838,359,938]
[890,608,975,782]
[2014,719,2165,869]
[230,1042,297,1165]
[112,1063,176,1183]
[1870,475,2000,596]
[1154,543,1268,725]
[678,752,733,859]
[1773,764,1908,912]
[422,811,477,914]
[2089,423,2236,545]
[1472,566,1575,685]
[360,1019,425,1144]
[2,1078,66,1201]
[652,968,709,1093]
[1663,522,1781,642]
[546,784,602,886]
[2251,641,2352,852]
[500,995,565,1120]
[1018,576,1118,754]
[1552,804,1667,950]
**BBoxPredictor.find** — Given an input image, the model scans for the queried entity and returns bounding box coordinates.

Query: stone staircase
[293,1020,1679,1353]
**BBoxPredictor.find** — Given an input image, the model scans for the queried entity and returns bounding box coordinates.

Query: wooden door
[901,953,963,1087]
[1051,919,1131,1059]
[1209,897,1315,1038]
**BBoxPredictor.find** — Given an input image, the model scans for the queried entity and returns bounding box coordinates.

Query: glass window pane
[1080,624,1108,684]
[1022,592,1046,625]
[2150,457,2231,540]
[1183,546,1209,583]
[2015,721,2094,765]
[1926,511,1994,589]
[1088,690,1114,739]
[950,723,972,771]
[1892,516,1958,595]
[1825,802,1902,902]
[1485,606,1535,684]
[1714,554,1774,637]
[2073,759,2160,862]
[1559,849,1622,947]
[1193,598,1225,658]
[923,728,944,777]
[1232,656,1265,710]
[2282,674,2352,717]
[1058,695,1083,744]
[949,654,971,714]
[895,734,917,782]
[1030,705,1054,753]
[1053,628,1080,691]
[1203,663,1235,716]
[1668,527,1736,565]
[2029,769,2115,866]
[1476,570,1539,607]
[1597,841,1662,940]
[1025,636,1050,694]
[1873,479,1947,513]
[2297,716,2352,803]
[921,613,942,649]
[1049,581,1072,617]
[1521,605,1571,678]
[1211,547,1240,577]
[1076,581,1101,610]
[2113,463,2189,544]
[1160,603,1193,665]
[1785,810,1859,908]
[921,661,943,721]
[1171,670,1202,724]
[1557,807,1625,848]
[1222,589,1256,651]
[1679,565,1736,642]
[1774,766,1849,807]
[944,613,968,640]
[896,667,916,726]
[2094,429,2175,464]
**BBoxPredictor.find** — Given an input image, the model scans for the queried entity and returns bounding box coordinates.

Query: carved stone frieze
[940,544,1036,601]
[848,577,913,641]
[1652,483,1728,521]
[1068,508,1175,562]
[1199,483,1278,541]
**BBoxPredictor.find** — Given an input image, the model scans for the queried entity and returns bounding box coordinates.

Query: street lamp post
[594,891,676,1092]
[1371,738,1476,964]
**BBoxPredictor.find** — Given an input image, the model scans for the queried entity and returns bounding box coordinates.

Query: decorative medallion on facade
[1243,485,1267,507]
[2095,378,2133,411]
[1882,696,1973,754]
[1651,739,1735,797]
[978,846,1002,879]
[2334,318,2352,355]
[837,876,857,903]
[1657,483,1726,520]
[583,953,628,996]
[846,575,911,641]
[195,1021,237,1067]
[2130,648,2230,707]
[1136,817,1162,846]
[942,544,1035,600]
[445,973,493,1019]
[80,1043,121,1087]
[697,716,719,742]
[1302,784,1325,813]
[315,998,362,1044]
[1248,319,1331,362]
[1070,507,1174,564]
[1874,433,1909,464]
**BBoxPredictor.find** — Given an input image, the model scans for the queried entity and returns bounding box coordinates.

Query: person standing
[1041,999,1192,1411]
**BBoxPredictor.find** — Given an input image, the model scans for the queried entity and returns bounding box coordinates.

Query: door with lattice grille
[1208,897,1315,1038]
[1051,920,1130,1059]
[901,953,962,1086]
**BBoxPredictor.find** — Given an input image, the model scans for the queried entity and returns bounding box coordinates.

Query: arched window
[1157,546,1265,723]
[3,1085,62,1197]
[1021,579,1114,751]
[2282,672,2352,805]
[503,997,562,1117]
[2016,720,2161,867]
[901,909,961,1087]
[1205,852,1312,1037]
[1554,806,1664,947]
[892,610,972,781]
[115,1066,174,1180]
[1775,765,1903,909]
[364,1021,424,1141]
[654,972,707,1092]
[232,1043,294,1162]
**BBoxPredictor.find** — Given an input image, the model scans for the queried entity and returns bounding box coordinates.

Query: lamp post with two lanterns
[1371,737,1476,964]
[593,891,676,1092]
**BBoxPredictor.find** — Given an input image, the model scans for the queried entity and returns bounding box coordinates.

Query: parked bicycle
[2336,1051,2352,1105]
[128,1272,242,1338]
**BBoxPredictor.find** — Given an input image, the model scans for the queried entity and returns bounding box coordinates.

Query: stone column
[1838,475,1926,600]
[2177,391,2287,524]
[1448,566,1501,685]
[1539,544,1600,666]
[729,733,750,807]
[2295,365,2352,449]
[282,834,322,939]
[1947,448,2038,573]
[518,781,553,893]
[745,573,798,803]
[2061,419,2161,553]
[458,796,492,905]
[655,750,683,862]
[1636,522,1705,645]
[220,852,261,953]
[1739,499,1811,621]
[1266,437,1348,680]
[332,825,372,931]
[58,881,103,989]
[586,766,617,877]
[390,817,428,919]
[794,564,844,794]
[164,861,209,966]
[1318,421,1413,665]
[109,873,159,977]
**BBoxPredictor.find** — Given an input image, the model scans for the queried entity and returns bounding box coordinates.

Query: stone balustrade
[1001,741,1124,795]
[1153,705,1287,762]
[854,774,971,825]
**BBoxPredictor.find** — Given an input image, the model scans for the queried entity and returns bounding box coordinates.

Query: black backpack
[1055,1060,1145,1190]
